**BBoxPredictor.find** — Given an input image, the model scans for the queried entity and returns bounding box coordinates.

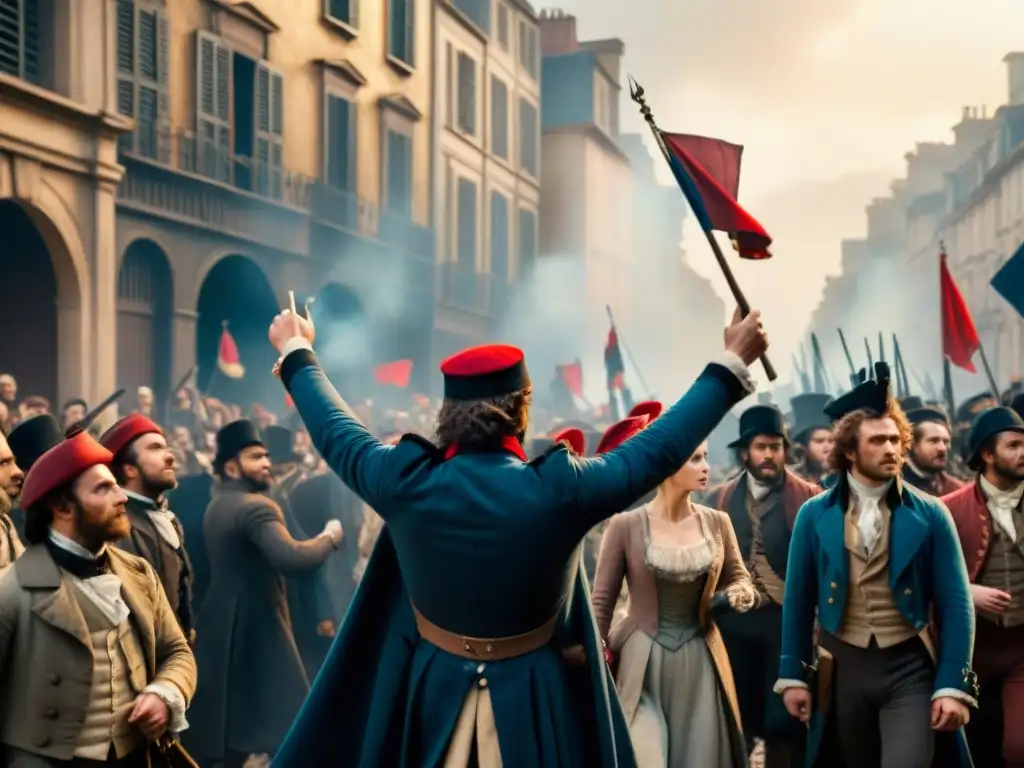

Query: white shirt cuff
[143,681,189,733]
[281,337,314,359]
[713,350,756,395]
[773,678,810,695]
[932,687,978,709]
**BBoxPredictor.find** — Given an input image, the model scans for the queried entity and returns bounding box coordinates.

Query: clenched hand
[724,307,768,365]
[128,692,169,740]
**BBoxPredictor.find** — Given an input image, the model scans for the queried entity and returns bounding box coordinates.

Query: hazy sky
[536,0,1024,388]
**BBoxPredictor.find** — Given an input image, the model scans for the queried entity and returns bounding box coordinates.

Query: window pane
[457,178,477,267]
[490,77,508,158]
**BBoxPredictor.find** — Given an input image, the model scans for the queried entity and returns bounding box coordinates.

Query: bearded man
[942,406,1024,768]
[777,363,975,768]
[789,393,834,486]
[903,406,964,497]
[268,304,767,767]
[0,430,25,567]
[102,414,195,640]
[185,419,343,767]
[0,430,196,766]
[713,403,820,768]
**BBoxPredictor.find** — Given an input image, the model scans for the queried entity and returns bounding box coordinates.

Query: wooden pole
[628,76,776,381]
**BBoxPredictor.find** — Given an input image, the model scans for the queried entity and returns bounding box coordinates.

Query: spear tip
[628,74,643,102]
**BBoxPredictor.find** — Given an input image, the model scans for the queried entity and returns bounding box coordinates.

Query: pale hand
[725,584,756,612]
[931,696,970,731]
[268,309,315,354]
[971,584,1011,614]
[724,307,768,366]
[321,519,343,545]
[782,687,812,723]
[128,692,169,740]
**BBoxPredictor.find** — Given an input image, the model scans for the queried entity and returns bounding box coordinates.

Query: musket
[628,76,776,380]
[70,388,126,435]
[810,333,827,393]
[837,328,857,387]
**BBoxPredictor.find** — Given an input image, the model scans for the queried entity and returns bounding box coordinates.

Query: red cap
[628,400,663,421]
[440,344,529,400]
[596,416,649,455]
[551,427,586,455]
[100,413,163,458]
[21,431,114,510]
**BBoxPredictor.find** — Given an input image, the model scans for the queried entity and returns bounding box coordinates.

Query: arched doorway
[0,201,65,407]
[195,255,280,410]
[117,240,173,413]
[310,283,370,399]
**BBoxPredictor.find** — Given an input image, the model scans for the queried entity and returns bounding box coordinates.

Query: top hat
[214,419,264,470]
[262,425,299,464]
[729,404,787,449]
[824,363,891,421]
[899,395,924,412]
[6,414,63,473]
[789,393,832,443]
[966,406,1024,471]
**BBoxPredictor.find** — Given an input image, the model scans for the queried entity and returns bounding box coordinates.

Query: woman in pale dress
[592,420,758,768]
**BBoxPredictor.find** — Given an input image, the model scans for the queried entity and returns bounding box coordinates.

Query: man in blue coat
[776,363,977,768]
[266,307,767,766]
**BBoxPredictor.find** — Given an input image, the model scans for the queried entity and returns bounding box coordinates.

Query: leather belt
[411,604,558,661]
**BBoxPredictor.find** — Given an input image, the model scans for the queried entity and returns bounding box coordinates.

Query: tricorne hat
[6,414,63,473]
[100,413,164,459]
[728,404,787,449]
[823,363,892,421]
[440,344,530,401]
[20,431,114,510]
[966,406,1024,471]
[789,393,832,444]
[214,419,264,470]
[596,416,649,455]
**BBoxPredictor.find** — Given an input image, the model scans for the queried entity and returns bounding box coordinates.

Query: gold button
[476,663,486,674]
[478,678,488,688]
[827,597,835,604]
[830,582,837,589]
[486,643,493,653]
[463,642,471,651]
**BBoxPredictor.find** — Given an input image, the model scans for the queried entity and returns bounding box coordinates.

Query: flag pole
[628,76,776,381]
[939,242,1000,400]
[606,305,653,397]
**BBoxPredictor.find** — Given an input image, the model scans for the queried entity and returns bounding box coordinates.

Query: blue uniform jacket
[272,347,749,767]
[779,476,977,701]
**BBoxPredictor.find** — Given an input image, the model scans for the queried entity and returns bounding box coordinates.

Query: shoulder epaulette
[528,442,569,468]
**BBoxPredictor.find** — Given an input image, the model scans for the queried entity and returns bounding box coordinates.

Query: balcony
[436,263,493,315]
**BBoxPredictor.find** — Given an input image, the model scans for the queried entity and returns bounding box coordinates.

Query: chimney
[539,8,578,55]
[1004,52,1024,106]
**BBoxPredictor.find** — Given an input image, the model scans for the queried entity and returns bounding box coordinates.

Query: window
[388,0,415,67]
[116,0,169,160]
[518,98,538,175]
[0,0,40,82]
[490,191,510,280]
[325,0,358,29]
[518,207,537,272]
[518,20,538,79]
[385,130,413,215]
[490,76,508,159]
[457,178,478,267]
[496,3,509,50]
[326,94,356,191]
[195,32,285,198]
[456,52,476,136]
[452,0,490,33]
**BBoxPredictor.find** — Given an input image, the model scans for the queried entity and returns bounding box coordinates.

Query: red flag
[557,361,583,398]
[373,359,413,388]
[604,328,625,390]
[661,132,772,260]
[940,248,980,372]
[216,324,245,379]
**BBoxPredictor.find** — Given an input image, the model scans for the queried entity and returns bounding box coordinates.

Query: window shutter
[326,96,352,191]
[404,0,415,66]
[195,31,231,181]
[156,8,170,161]
[116,1,134,74]
[256,63,285,199]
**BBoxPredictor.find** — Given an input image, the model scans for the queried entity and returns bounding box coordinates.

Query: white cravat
[978,475,1024,542]
[125,490,182,549]
[847,473,892,556]
[48,530,131,625]
[747,475,772,503]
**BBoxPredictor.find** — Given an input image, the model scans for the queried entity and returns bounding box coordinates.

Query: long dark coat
[183,478,337,760]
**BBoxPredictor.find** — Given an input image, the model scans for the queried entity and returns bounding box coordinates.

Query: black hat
[956,392,998,425]
[729,404,787,449]
[966,406,1024,471]
[214,419,263,471]
[262,425,298,464]
[906,406,949,427]
[899,396,924,412]
[823,363,891,421]
[1011,392,1024,420]
[7,414,63,472]
[790,393,832,443]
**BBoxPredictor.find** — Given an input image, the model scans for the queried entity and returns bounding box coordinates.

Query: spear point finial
[628,75,643,103]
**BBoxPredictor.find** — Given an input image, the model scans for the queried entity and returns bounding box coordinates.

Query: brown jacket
[591,504,757,727]
[942,480,997,581]
[0,544,196,760]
